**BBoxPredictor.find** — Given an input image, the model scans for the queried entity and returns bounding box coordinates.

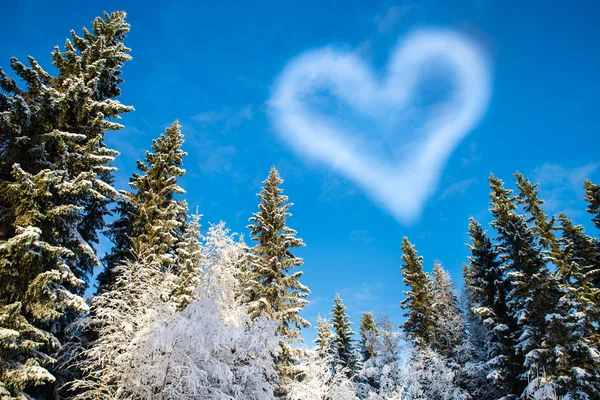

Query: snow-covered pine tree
[430,262,465,361]
[172,211,203,311]
[358,312,377,363]
[489,174,561,397]
[100,121,188,290]
[0,12,132,396]
[330,293,360,378]
[464,217,515,396]
[515,173,600,398]
[548,214,600,398]
[584,179,600,230]
[246,167,310,391]
[314,315,335,361]
[399,237,435,348]
[129,121,188,272]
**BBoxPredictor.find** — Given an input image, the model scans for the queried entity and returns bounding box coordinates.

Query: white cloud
[268,29,491,224]
[440,178,478,199]
[348,229,375,245]
[190,104,254,131]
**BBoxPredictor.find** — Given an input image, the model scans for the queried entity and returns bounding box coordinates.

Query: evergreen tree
[129,122,188,272]
[464,217,515,395]
[330,294,360,377]
[0,12,132,396]
[100,121,187,288]
[548,214,600,398]
[584,179,600,230]
[400,237,435,347]
[489,174,561,397]
[358,312,377,363]
[246,167,310,391]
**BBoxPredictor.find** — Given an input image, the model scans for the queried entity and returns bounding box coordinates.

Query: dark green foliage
[400,237,435,347]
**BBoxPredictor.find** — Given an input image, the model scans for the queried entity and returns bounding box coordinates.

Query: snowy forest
[1,11,600,400]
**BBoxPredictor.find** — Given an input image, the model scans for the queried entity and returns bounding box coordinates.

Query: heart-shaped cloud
[268,29,491,224]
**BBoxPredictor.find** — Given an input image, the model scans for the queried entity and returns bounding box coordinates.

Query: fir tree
[464,217,515,395]
[330,294,360,377]
[358,312,377,363]
[489,174,561,397]
[400,237,435,347]
[246,167,310,391]
[129,121,187,271]
[0,12,132,396]
[100,121,188,287]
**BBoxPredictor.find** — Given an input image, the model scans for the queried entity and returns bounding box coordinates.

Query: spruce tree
[358,312,377,363]
[246,167,310,391]
[489,174,561,397]
[464,217,515,394]
[330,294,360,377]
[551,214,600,398]
[584,179,600,230]
[0,12,132,396]
[101,121,188,286]
[400,237,435,347]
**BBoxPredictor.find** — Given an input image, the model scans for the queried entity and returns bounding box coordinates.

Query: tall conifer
[400,237,434,347]
[331,294,360,377]
[0,12,132,396]
[246,167,310,391]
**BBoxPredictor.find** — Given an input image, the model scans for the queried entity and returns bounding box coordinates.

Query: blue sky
[2,0,599,344]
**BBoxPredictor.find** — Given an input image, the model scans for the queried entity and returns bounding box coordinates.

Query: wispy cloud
[191,104,254,131]
[373,5,411,34]
[269,29,491,224]
[340,282,384,307]
[440,178,478,199]
[531,162,599,215]
[349,229,375,245]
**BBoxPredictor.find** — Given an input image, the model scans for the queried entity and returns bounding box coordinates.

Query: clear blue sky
[2,0,599,344]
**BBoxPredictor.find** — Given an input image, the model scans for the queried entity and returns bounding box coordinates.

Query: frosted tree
[400,237,434,347]
[65,253,175,399]
[331,293,360,377]
[430,262,465,361]
[127,224,279,400]
[359,314,402,398]
[0,11,132,396]
[314,315,335,360]
[246,167,310,391]
[400,344,470,400]
[286,349,358,400]
[172,211,203,311]
[584,179,600,230]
